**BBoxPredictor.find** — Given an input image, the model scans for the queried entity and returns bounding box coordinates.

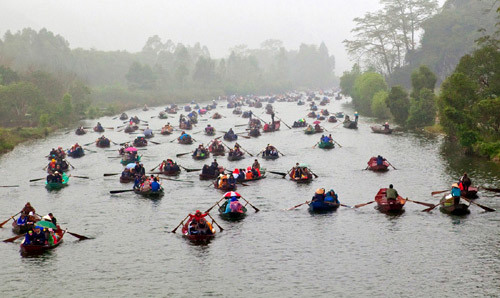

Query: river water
[1,96,499,297]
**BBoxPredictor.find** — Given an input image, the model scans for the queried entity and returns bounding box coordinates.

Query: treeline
[340,64,437,129]
[0,29,336,107]
[341,5,500,161]
[344,0,499,87]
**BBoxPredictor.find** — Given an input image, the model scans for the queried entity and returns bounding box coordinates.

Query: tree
[352,72,388,115]
[406,88,436,128]
[386,85,410,125]
[0,82,43,123]
[192,56,215,85]
[371,90,391,118]
[0,65,19,85]
[340,64,361,96]
[411,65,437,96]
[125,62,155,90]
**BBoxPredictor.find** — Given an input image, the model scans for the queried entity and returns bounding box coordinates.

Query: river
[1,96,499,297]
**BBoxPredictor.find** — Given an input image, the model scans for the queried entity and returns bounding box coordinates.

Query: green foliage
[411,65,436,96]
[0,65,19,85]
[386,85,410,125]
[126,62,155,90]
[352,72,387,115]
[371,90,391,119]
[340,64,361,96]
[407,88,436,128]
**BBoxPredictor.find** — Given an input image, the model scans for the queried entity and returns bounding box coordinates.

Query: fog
[0,0,397,73]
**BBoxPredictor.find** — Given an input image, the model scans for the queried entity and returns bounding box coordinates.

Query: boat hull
[375,188,405,214]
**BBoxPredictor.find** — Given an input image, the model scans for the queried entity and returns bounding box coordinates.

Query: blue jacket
[451,187,461,197]
[17,216,27,225]
[151,181,161,191]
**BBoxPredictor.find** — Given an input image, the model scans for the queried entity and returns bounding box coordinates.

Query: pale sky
[0,0,445,74]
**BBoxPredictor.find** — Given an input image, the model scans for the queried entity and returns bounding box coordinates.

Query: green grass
[0,127,51,154]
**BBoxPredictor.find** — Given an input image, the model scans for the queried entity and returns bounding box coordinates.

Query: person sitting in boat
[227,174,236,187]
[179,131,190,141]
[305,125,314,133]
[31,226,47,245]
[46,171,55,183]
[459,173,471,192]
[376,155,386,166]
[245,168,254,180]
[320,135,330,143]
[451,183,462,206]
[49,148,58,158]
[205,124,214,133]
[354,111,359,122]
[97,135,110,146]
[313,188,326,202]
[46,228,58,246]
[189,210,208,224]
[151,177,161,192]
[48,159,57,171]
[193,144,208,157]
[121,168,132,178]
[383,122,390,130]
[314,123,321,131]
[16,213,28,227]
[21,203,36,216]
[325,189,339,204]
[386,184,399,200]
[96,122,103,131]
[144,127,153,138]
[217,174,228,188]
[133,175,141,190]
[134,162,145,176]
[227,197,244,213]
[252,159,260,170]
[47,213,57,225]
[344,115,350,122]
[225,128,236,139]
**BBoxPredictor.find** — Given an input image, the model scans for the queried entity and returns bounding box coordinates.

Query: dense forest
[341,0,500,160]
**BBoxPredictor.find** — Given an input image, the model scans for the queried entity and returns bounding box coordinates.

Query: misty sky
[0,0,445,74]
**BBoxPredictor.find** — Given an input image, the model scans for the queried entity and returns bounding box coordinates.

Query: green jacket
[386,188,398,199]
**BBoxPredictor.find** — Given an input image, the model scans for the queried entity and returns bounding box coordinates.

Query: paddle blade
[431,190,448,196]
[406,199,435,208]
[29,178,45,182]
[354,201,375,208]
[67,231,93,240]
[103,173,120,176]
[0,217,13,228]
[109,189,135,194]
[3,234,24,243]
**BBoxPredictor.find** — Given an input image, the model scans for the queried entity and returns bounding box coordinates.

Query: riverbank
[0,127,51,154]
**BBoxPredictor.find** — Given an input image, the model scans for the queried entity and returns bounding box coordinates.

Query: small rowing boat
[374,188,406,214]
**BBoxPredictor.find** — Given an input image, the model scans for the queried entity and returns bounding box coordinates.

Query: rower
[252,159,260,170]
[383,122,390,130]
[451,183,461,205]
[313,188,326,202]
[459,173,471,192]
[386,184,398,200]
[376,155,385,166]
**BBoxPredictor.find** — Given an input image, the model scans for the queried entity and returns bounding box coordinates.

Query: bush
[371,90,391,119]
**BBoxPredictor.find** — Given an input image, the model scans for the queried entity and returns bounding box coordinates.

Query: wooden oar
[83,141,94,146]
[83,148,97,153]
[29,177,45,182]
[109,189,135,194]
[150,163,162,172]
[309,169,319,178]
[285,201,311,210]
[235,124,247,127]
[179,165,202,172]
[481,186,500,193]
[431,190,448,196]
[386,160,397,170]
[269,171,287,178]
[332,139,343,148]
[150,140,161,145]
[276,117,292,129]
[422,201,443,212]
[66,160,76,169]
[276,149,286,156]
[206,213,224,232]
[312,142,319,149]
[67,231,93,240]
[0,185,19,188]
[236,134,251,139]
[240,196,260,212]
[176,152,192,158]
[461,196,495,212]
[160,177,194,183]
[169,138,178,143]
[3,234,24,243]
[405,198,435,208]
[226,142,253,157]
[171,214,190,233]
[72,175,90,179]
[340,204,354,209]
[206,197,226,213]
[0,212,21,228]
[354,201,375,208]
[103,173,120,176]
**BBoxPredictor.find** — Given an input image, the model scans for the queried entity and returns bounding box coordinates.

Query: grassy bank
[0,127,51,154]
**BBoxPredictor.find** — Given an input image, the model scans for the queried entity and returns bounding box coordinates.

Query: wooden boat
[240,174,266,182]
[242,111,252,118]
[75,128,86,135]
[119,175,135,183]
[218,201,247,221]
[12,220,36,235]
[328,116,337,123]
[224,134,238,141]
[292,121,307,128]
[233,108,242,115]
[262,153,279,160]
[335,112,344,118]
[93,126,105,132]
[182,219,216,244]
[439,195,470,215]
[297,101,305,106]
[158,111,168,119]
[161,126,173,135]
[67,148,84,158]
[121,155,141,165]
[166,108,177,114]
[291,175,313,183]
[254,102,262,108]
[124,125,137,133]
[143,105,149,111]
[213,181,237,191]
[162,166,181,176]
[178,137,193,145]
[308,200,339,213]
[318,141,334,149]
[179,122,193,130]
[212,113,222,119]
[371,126,393,134]
[310,106,318,111]
[249,128,261,137]
[96,138,111,148]
[199,172,219,180]
[133,138,148,147]
[462,187,478,199]
[335,94,342,100]
[184,105,192,112]
[20,231,65,255]
[367,157,390,171]
[263,121,280,133]
[228,153,245,161]
[205,129,216,136]
[321,110,330,116]
[119,113,128,120]
[343,120,358,129]
[134,187,165,198]
[45,173,69,190]
[307,112,317,118]
[374,188,406,214]
[193,151,210,160]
